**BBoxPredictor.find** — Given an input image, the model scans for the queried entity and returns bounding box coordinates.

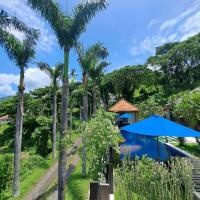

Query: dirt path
[47,155,80,200]
[23,138,82,200]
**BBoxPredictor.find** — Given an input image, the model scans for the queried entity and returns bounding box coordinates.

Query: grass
[2,131,80,200]
[0,123,9,134]
[65,161,91,200]
[175,143,200,157]
[9,156,55,200]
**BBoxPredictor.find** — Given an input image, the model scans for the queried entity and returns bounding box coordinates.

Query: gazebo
[109,99,139,124]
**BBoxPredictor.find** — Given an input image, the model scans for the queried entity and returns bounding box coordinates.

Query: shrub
[31,116,52,157]
[0,155,13,199]
[21,155,45,180]
[81,109,121,180]
[115,157,193,200]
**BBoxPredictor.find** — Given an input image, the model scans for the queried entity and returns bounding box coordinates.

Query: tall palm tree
[27,1,107,199]
[88,61,110,115]
[38,62,63,159]
[0,10,39,197]
[76,42,108,176]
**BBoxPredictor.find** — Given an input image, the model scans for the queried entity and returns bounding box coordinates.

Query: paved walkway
[24,138,82,200]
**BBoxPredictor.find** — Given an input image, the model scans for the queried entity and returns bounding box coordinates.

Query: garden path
[23,137,82,200]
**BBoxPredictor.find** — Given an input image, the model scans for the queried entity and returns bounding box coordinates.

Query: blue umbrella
[121,115,200,137]
[119,113,133,119]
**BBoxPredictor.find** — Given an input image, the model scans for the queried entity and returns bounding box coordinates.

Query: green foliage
[0,123,15,148]
[137,96,165,119]
[115,157,193,200]
[0,154,13,200]
[173,91,200,127]
[148,33,200,92]
[32,116,52,157]
[21,155,45,180]
[101,65,152,102]
[81,109,121,179]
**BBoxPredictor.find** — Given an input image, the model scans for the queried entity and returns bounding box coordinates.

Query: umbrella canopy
[118,113,133,119]
[121,115,200,137]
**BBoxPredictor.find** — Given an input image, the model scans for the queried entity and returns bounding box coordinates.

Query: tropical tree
[0,10,39,197]
[88,60,110,114]
[147,34,200,92]
[76,42,108,176]
[26,1,107,199]
[38,62,63,159]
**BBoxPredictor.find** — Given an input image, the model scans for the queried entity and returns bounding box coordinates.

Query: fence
[89,162,114,200]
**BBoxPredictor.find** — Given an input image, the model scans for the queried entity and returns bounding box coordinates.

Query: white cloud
[0,0,57,52]
[0,84,16,96]
[160,3,199,31]
[148,19,158,29]
[129,0,200,57]
[0,68,50,97]
[25,68,50,91]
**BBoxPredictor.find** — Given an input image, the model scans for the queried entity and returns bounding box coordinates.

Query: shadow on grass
[36,184,57,200]
[67,173,87,200]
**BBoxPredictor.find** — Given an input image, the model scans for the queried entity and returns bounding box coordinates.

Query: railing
[89,163,114,200]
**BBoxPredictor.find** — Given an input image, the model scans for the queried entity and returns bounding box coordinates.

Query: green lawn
[65,161,91,200]
[175,143,200,157]
[9,156,55,200]
[7,132,80,199]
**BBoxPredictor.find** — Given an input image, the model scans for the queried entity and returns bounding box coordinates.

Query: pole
[157,136,160,162]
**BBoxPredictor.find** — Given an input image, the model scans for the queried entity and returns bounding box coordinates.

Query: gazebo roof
[109,99,139,113]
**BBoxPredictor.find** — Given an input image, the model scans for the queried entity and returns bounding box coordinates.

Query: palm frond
[38,62,54,79]
[26,0,72,48]
[0,9,35,35]
[89,61,110,80]
[86,42,109,61]
[54,63,63,79]
[69,0,107,45]
[0,29,23,66]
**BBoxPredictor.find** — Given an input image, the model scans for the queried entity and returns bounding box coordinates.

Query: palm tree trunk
[93,91,97,115]
[13,68,24,197]
[58,47,69,200]
[82,72,88,177]
[52,91,57,159]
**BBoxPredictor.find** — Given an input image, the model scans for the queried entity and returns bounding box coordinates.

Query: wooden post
[89,181,99,200]
[99,184,110,200]
[109,146,114,163]
[106,163,114,194]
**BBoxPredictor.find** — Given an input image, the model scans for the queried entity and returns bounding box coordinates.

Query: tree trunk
[52,92,57,159]
[70,110,72,131]
[13,68,24,197]
[82,72,88,177]
[58,47,69,200]
[93,91,97,115]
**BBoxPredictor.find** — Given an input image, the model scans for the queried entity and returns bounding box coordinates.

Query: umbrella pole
[157,136,160,162]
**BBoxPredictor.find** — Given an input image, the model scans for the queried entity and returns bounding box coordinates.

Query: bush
[0,155,13,199]
[21,155,45,180]
[31,116,52,157]
[115,157,193,200]
[81,109,121,180]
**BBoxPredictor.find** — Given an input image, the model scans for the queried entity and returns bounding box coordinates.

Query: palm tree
[26,1,107,199]
[88,61,110,115]
[38,62,63,159]
[0,10,39,197]
[76,42,108,176]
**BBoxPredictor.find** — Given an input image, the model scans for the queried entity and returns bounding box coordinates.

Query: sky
[0,0,200,97]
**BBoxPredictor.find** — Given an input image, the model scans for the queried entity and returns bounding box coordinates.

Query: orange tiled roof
[109,99,139,113]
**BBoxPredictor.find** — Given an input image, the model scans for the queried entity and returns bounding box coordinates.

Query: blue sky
[0,0,200,97]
